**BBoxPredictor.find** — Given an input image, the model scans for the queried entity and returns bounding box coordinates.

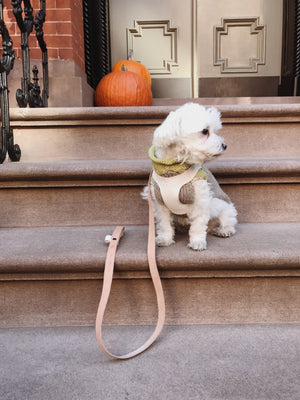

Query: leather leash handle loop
[95,177,165,359]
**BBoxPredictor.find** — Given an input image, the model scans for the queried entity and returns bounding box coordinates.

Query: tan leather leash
[95,176,166,359]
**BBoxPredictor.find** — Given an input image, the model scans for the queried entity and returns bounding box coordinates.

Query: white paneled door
[109,0,283,98]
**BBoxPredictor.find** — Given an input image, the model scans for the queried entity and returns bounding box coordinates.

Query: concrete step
[0,158,299,227]
[1,223,299,327]
[1,324,299,400]
[9,102,300,162]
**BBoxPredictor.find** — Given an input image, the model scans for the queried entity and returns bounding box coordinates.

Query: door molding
[279,0,298,95]
[82,0,111,89]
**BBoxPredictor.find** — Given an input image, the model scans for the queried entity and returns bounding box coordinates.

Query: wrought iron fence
[0,0,48,163]
[12,0,48,107]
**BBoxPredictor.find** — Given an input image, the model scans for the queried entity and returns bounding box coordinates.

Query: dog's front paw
[156,235,175,247]
[188,238,207,251]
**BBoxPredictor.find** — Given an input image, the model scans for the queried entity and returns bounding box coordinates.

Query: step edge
[0,158,299,182]
[0,223,299,275]
[9,103,300,122]
[1,268,299,282]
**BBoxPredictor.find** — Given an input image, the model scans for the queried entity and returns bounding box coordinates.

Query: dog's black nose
[222,143,227,151]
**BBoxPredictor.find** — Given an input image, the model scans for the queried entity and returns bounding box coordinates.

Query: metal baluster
[12,0,34,107]
[28,64,42,107]
[294,0,300,95]
[34,0,48,107]
[12,0,48,107]
[0,0,21,162]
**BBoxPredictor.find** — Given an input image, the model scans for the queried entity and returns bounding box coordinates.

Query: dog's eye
[202,128,209,135]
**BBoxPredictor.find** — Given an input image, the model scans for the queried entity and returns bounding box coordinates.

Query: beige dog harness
[152,164,203,215]
[149,145,207,215]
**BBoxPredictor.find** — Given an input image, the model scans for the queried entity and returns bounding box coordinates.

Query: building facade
[2,0,298,107]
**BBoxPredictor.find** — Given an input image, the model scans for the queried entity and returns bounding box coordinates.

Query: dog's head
[153,103,226,165]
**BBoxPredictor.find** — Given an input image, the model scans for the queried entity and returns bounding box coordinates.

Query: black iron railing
[12,0,48,107]
[294,0,300,95]
[0,0,21,163]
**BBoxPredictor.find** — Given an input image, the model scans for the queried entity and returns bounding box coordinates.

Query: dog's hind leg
[209,198,238,237]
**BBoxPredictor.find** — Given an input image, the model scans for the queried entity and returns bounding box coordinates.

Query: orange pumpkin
[95,65,153,107]
[112,60,151,88]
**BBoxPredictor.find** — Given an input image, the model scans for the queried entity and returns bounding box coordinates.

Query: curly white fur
[144,102,238,251]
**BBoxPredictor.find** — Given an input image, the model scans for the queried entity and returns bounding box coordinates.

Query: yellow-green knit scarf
[149,145,207,179]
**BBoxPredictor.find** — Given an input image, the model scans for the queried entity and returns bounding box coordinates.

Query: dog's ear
[153,111,181,148]
[207,107,222,132]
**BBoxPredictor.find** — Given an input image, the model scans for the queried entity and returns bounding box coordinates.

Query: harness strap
[95,177,165,359]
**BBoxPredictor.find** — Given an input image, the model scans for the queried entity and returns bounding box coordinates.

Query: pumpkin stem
[128,49,134,60]
[121,64,128,72]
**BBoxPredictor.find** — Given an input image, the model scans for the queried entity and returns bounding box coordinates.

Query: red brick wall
[2,0,85,71]
[71,0,85,71]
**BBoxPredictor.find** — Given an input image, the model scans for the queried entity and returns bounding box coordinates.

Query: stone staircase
[1,99,300,329]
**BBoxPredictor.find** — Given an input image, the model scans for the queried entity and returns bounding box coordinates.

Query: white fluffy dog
[144,102,237,251]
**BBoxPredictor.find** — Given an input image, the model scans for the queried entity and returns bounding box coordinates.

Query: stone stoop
[1,224,299,328]
[0,158,299,227]
[1,100,300,328]
[9,101,300,162]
